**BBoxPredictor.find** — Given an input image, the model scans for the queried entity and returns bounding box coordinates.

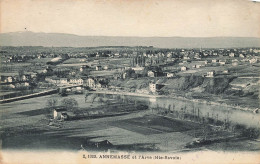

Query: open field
[0,106,195,152]
[90,70,117,76]
[28,58,53,64]
[62,58,85,64]
[110,115,202,135]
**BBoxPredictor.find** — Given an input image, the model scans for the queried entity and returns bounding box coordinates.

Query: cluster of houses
[1,74,35,83]
[0,73,37,89]
[2,55,34,63]
[1,47,259,95]
[45,76,108,89]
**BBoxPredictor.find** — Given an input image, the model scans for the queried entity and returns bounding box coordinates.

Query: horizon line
[1,31,260,39]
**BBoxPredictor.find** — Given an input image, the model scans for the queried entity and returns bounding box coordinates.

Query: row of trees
[46,98,78,113]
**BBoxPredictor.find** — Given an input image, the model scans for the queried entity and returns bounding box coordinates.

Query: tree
[86,94,97,103]
[95,97,104,104]
[46,98,58,108]
[124,68,135,79]
[61,98,78,111]
[18,69,24,81]
[45,98,58,117]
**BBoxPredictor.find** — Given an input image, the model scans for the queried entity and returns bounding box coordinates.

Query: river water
[97,93,260,128]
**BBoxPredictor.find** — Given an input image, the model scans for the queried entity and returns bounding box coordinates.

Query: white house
[114,53,120,57]
[60,78,68,85]
[147,71,155,77]
[183,56,190,60]
[249,58,258,64]
[206,71,215,77]
[53,108,68,120]
[232,62,238,66]
[122,72,128,79]
[96,65,102,71]
[212,59,219,63]
[239,54,245,58]
[45,77,60,84]
[194,53,201,59]
[5,76,14,83]
[132,67,144,71]
[79,59,86,62]
[79,67,84,72]
[87,78,96,88]
[70,78,84,85]
[181,66,187,71]
[104,66,109,70]
[9,84,15,88]
[229,53,235,57]
[205,60,211,65]
[166,72,175,78]
[223,70,229,74]
[193,64,201,68]
[30,73,37,78]
[167,53,173,58]
[24,82,30,86]
[219,60,226,65]
[149,83,164,93]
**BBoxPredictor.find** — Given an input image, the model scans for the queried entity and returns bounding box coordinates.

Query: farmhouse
[229,52,238,57]
[147,70,163,77]
[193,64,201,69]
[212,59,219,63]
[86,77,107,89]
[96,65,102,71]
[104,65,109,70]
[166,72,175,78]
[149,83,165,93]
[21,74,31,81]
[239,54,245,58]
[181,66,187,71]
[223,70,229,74]
[5,76,14,83]
[204,60,211,65]
[87,77,96,88]
[249,58,258,64]
[219,60,226,65]
[53,107,68,120]
[80,65,89,72]
[206,71,215,77]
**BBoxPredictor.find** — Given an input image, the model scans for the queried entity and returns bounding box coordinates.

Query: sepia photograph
[0,0,259,163]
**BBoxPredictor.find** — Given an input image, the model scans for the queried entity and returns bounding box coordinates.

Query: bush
[241,127,260,139]
[61,98,78,111]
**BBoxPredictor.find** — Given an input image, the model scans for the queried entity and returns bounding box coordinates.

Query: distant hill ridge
[0,32,259,48]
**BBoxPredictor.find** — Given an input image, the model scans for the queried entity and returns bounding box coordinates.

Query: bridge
[0,85,83,104]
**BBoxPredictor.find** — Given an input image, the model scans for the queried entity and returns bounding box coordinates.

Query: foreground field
[1,94,259,152]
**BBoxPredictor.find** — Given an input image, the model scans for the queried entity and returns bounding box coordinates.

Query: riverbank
[89,90,163,98]
[89,89,259,114]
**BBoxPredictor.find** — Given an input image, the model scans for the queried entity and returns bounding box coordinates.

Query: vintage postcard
[0,0,259,163]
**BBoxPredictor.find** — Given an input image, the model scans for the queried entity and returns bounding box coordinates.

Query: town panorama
[0,45,259,152]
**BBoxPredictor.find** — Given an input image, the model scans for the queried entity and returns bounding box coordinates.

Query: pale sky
[1,0,260,37]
